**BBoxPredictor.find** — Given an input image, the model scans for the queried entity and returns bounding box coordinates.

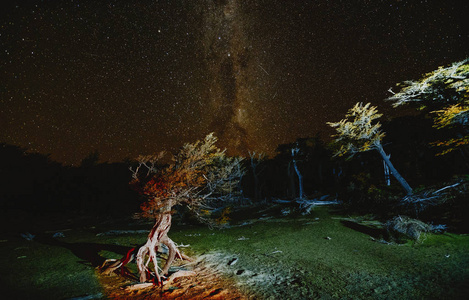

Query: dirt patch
[97,253,253,299]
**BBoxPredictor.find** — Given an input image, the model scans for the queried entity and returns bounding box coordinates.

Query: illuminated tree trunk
[291,148,304,199]
[383,159,391,186]
[134,200,192,285]
[101,204,190,285]
[376,144,413,195]
[136,213,175,284]
[293,159,304,199]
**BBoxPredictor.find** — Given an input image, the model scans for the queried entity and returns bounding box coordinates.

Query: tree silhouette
[248,151,266,200]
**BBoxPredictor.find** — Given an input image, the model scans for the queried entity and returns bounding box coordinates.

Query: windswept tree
[101,133,245,285]
[328,102,413,195]
[387,58,469,155]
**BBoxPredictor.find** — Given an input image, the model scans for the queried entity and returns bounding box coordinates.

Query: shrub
[385,215,431,242]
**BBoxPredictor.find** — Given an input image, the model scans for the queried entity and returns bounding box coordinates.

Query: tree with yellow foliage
[328,102,413,195]
[387,58,469,155]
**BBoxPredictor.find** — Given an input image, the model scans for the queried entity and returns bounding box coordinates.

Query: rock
[228,258,239,266]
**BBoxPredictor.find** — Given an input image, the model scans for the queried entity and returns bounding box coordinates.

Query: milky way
[1,0,467,165]
[200,0,256,155]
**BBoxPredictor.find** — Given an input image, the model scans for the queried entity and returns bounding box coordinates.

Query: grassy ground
[0,206,468,299]
[171,206,469,299]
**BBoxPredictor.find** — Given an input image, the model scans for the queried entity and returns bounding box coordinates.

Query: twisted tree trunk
[136,208,192,285]
[101,205,191,285]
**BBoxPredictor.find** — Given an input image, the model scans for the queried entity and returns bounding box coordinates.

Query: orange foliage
[130,133,245,221]
[135,155,213,217]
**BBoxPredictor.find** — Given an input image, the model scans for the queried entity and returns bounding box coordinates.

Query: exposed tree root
[124,270,197,291]
[100,247,136,276]
[100,212,193,286]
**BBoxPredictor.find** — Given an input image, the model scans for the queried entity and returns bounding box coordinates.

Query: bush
[385,215,431,242]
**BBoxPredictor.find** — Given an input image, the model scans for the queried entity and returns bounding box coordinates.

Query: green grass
[0,234,103,299]
[0,206,468,299]
[169,207,469,299]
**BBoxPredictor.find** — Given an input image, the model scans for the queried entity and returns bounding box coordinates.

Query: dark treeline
[1,113,467,219]
[0,144,139,217]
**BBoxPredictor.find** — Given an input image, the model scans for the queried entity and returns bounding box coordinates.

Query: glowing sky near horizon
[1,0,467,165]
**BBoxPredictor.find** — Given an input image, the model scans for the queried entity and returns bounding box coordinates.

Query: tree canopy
[131,133,245,223]
[327,102,385,157]
[387,58,469,154]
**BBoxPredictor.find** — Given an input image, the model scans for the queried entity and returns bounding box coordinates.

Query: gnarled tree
[101,133,245,285]
[328,102,413,195]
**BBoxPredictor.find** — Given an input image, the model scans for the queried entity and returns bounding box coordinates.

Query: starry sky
[1,0,468,165]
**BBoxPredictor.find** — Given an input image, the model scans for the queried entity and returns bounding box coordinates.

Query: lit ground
[1,205,468,299]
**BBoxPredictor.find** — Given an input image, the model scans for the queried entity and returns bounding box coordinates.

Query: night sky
[1,0,468,165]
